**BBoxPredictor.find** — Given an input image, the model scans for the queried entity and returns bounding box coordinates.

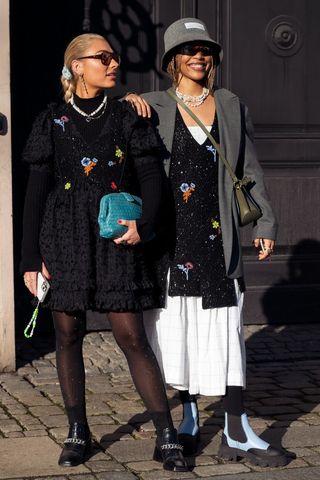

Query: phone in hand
[37,272,50,303]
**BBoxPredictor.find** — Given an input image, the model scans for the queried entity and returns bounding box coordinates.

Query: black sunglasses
[179,45,215,57]
[77,51,121,66]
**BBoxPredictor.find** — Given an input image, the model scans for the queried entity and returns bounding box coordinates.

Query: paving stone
[0,419,23,433]
[95,472,138,480]
[0,436,89,478]
[262,426,320,448]
[86,398,113,415]
[85,459,126,472]
[139,471,195,479]
[106,439,155,462]
[4,431,24,438]
[29,405,63,416]
[253,405,300,415]
[91,424,134,443]
[305,455,320,466]
[193,463,250,476]
[68,475,96,480]
[200,467,320,480]
[49,426,68,441]
[35,414,66,428]
[88,414,116,425]
[23,429,49,437]
[110,412,151,425]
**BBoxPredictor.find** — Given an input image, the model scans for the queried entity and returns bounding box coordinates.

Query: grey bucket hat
[161,17,223,72]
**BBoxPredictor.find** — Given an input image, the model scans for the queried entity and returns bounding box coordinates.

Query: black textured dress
[21,95,163,312]
[150,109,239,309]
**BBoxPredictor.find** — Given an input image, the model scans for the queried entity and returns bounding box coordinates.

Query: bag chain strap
[166,88,252,188]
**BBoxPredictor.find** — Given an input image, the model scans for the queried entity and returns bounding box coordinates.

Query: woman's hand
[23,263,51,296]
[254,238,275,261]
[124,93,151,118]
[113,220,141,246]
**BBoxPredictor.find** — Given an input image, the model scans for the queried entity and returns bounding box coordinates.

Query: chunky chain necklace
[175,87,209,107]
[69,93,108,122]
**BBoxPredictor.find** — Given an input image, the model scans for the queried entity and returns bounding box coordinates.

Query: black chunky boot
[58,423,91,467]
[153,427,188,472]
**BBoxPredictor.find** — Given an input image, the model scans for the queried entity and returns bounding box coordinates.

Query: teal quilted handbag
[98,192,142,239]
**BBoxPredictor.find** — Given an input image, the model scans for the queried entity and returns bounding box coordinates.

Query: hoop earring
[81,74,89,95]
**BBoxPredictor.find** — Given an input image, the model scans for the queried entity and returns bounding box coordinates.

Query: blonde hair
[166,54,216,92]
[61,33,107,103]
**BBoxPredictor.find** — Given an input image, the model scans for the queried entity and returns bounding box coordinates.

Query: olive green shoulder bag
[166,88,262,227]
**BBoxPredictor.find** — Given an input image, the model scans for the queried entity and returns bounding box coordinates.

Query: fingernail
[117,220,122,224]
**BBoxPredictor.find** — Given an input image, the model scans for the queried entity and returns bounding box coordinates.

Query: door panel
[10,0,319,330]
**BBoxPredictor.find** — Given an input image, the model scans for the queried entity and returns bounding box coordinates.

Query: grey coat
[142,87,277,278]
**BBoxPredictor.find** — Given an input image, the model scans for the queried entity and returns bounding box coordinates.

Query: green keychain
[24,272,50,339]
[24,300,40,338]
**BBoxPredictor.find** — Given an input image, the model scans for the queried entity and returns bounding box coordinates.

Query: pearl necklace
[69,93,108,122]
[175,87,209,107]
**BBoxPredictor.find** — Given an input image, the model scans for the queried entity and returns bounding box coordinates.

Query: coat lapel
[214,88,241,170]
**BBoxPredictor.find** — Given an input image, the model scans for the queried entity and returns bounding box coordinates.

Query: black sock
[178,390,199,435]
[222,386,246,442]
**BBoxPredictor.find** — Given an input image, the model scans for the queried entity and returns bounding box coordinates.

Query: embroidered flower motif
[54,115,69,132]
[177,262,194,280]
[211,219,221,235]
[81,156,98,176]
[115,146,125,163]
[179,182,195,203]
[206,145,217,162]
[209,234,217,241]
[108,160,116,167]
[64,182,71,190]
[111,181,117,190]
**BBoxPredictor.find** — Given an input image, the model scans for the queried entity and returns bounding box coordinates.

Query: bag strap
[166,88,251,187]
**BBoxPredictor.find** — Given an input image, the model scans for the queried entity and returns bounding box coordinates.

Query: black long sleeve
[20,169,53,273]
[135,158,164,243]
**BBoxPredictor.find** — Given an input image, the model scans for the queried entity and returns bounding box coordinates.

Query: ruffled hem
[43,288,158,313]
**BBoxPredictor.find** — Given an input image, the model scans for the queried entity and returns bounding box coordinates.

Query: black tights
[53,311,173,434]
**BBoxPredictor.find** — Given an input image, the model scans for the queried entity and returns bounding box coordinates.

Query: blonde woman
[21,33,187,472]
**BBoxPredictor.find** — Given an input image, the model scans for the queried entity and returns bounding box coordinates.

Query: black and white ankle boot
[153,427,188,472]
[178,399,200,455]
[58,423,91,467]
[218,413,289,467]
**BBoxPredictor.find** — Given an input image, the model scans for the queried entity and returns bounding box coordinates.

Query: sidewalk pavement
[1,323,320,480]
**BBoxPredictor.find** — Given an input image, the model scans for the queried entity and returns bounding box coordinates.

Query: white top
[187,125,212,145]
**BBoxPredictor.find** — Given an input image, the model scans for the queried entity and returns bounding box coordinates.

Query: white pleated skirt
[144,280,246,396]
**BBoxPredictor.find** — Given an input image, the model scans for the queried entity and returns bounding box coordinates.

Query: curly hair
[166,54,216,91]
[61,33,106,103]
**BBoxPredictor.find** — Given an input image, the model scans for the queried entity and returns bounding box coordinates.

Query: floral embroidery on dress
[115,146,125,163]
[108,160,116,167]
[81,157,98,176]
[206,145,217,162]
[210,219,221,235]
[177,261,194,280]
[180,182,195,203]
[54,116,69,132]
[111,181,117,190]
[64,182,71,190]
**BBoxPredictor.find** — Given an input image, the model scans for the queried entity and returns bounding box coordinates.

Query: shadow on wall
[261,239,320,324]
[84,0,163,84]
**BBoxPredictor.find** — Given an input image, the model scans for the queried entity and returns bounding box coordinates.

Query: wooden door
[218,0,320,324]
[11,0,320,331]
